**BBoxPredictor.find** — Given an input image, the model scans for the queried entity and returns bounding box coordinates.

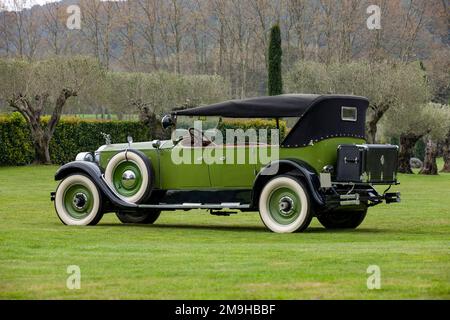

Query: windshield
[172,116,220,141]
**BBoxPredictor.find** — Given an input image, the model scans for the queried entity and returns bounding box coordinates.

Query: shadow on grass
[95,222,389,234]
[306,227,388,234]
[98,222,266,233]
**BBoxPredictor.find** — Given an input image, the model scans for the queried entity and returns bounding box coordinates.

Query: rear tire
[317,208,367,229]
[258,175,313,233]
[116,210,161,224]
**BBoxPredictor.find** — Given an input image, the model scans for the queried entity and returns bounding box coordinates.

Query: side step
[137,203,252,210]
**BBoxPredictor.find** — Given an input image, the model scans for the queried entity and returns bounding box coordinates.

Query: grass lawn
[0,163,449,299]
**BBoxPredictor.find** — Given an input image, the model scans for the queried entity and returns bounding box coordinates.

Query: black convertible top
[173,94,369,147]
[172,94,368,118]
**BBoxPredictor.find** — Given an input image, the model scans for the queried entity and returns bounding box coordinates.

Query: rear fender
[252,159,325,208]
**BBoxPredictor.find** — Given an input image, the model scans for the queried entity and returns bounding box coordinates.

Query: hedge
[0,113,151,165]
[218,119,287,144]
[0,114,289,166]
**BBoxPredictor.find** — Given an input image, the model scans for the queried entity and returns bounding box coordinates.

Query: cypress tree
[268,24,283,96]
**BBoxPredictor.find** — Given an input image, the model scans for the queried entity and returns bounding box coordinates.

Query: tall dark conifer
[268,24,283,96]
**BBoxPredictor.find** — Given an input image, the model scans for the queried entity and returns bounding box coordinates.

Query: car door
[158,141,211,189]
[205,144,257,188]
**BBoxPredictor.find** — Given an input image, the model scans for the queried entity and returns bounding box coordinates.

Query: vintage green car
[51,94,400,233]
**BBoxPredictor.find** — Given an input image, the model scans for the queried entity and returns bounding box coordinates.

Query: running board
[100,176,252,211]
[138,203,251,210]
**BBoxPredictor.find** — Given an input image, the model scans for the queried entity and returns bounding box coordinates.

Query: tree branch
[46,88,77,137]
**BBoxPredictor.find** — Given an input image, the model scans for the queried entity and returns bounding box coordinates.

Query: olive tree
[383,102,449,174]
[285,61,429,143]
[419,104,450,175]
[102,71,227,116]
[0,57,104,164]
[101,71,228,137]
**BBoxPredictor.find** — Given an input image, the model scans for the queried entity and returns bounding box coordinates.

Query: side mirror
[161,114,174,130]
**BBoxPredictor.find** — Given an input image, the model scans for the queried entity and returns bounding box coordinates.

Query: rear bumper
[322,184,400,210]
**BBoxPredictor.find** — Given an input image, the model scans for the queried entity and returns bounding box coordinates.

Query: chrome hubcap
[73,193,88,210]
[279,196,294,216]
[121,170,137,189]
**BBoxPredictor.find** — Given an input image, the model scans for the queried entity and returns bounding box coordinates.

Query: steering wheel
[188,127,212,146]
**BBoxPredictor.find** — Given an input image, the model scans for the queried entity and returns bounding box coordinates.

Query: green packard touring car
[51,94,400,233]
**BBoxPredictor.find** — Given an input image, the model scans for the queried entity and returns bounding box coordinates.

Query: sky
[1,0,60,11]
[1,0,124,11]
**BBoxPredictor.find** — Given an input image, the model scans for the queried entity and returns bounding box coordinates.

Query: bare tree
[0,6,13,57]
[0,0,448,101]
[80,0,116,69]
[80,0,101,63]
[42,1,66,55]
[168,0,186,74]
[287,0,308,61]
[115,1,140,71]
[0,57,104,164]
[137,0,161,71]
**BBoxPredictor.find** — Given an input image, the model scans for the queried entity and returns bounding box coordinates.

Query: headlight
[75,152,94,162]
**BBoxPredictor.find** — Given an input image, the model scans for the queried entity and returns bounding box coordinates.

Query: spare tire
[104,149,153,203]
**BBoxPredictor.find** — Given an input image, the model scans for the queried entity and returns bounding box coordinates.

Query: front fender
[55,161,103,181]
[252,159,325,207]
[54,161,137,210]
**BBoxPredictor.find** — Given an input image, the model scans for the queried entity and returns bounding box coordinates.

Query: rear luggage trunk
[335,144,399,184]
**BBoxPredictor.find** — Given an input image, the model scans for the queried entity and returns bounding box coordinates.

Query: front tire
[317,208,367,229]
[54,174,103,225]
[116,210,161,224]
[258,175,313,233]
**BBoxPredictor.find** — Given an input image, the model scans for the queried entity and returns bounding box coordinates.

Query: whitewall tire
[104,150,153,203]
[54,174,103,226]
[258,175,313,233]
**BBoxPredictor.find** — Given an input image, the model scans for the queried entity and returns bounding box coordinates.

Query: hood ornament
[100,132,111,145]
[380,155,385,166]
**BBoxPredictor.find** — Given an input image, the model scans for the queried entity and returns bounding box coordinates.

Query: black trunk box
[336,144,399,184]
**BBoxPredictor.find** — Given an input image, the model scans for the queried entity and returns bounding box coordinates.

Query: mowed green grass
[0,164,449,299]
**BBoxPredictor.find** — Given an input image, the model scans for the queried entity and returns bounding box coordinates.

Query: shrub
[218,119,287,144]
[0,113,152,165]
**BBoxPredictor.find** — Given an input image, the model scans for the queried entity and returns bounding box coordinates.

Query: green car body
[52,94,400,233]
[97,137,364,189]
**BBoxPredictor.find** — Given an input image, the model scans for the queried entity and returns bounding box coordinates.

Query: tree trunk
[419,139,438,175]
[398,133,423,174]
[33,133,51,164]
[365,102,391,144]
[366,118,378,144]
[9,89,76,165]
[440,130,450,172]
